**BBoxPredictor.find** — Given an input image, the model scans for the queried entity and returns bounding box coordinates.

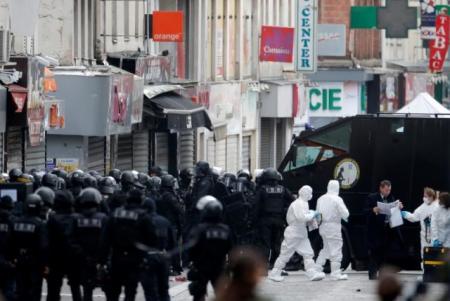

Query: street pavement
[43,271,448,301]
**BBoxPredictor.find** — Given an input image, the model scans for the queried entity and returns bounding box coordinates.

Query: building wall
[46,135,86,169]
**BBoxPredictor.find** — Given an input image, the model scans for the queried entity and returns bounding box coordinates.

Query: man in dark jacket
[0,196,16,301]
[366,180,404,280]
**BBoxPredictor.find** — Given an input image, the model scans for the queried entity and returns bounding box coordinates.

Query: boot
[304,259,325,281]
[330,262,348,281]
[268,268,284,282]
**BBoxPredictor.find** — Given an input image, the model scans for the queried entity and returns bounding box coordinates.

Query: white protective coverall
[404,199,439,257]
[269,186,325,282]
[431,205,450,247]
[316,180,349,280]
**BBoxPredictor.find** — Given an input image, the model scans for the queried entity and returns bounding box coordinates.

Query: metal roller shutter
[0,133,4,172]
[276,119,287,166]
[6,127,23,171]
[260,118,275,168]
[226,135,239,173]
[215,139,226,170]
[133,129,149,173]
[88,137,106,174]
[117,134,133,171]
[155,132,169,172]
[179,131,194,170]
[25,138,46,172]
[207,138,215,167]
[242,135,251,171]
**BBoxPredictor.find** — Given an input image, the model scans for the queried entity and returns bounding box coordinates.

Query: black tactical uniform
[188,198,232,301]
[46,190,78,301]
[0,196,16,301]
[255,168,293,266]
[188,161,214,228]
[68,171,86,200]
[10,194,48,301]
[36,186,55,221]
[107,171,136,213]
[158,174,184,274]
[100,189,156,301]
[70,188,109,301]
[141,198,173,301]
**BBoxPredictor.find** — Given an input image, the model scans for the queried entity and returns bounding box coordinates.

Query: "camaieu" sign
[259,26,295,63]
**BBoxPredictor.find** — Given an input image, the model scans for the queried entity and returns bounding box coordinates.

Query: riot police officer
[141,198,173,301]
[8,168,23,183]
[146,176,162,202]
[46,190,78,301]
[36,186,55,221]
[70,188,109,301]
[108,169,122,187]
[10,194,48,301]
[0,196,16,300]
[100,189,156,301]
[189,161,214,228]
[255,168,294,267]
[159,174,184,275]
[188,196,232,301]
[68,170,86,199]
[107,171,136,213]
[42,173,59,191]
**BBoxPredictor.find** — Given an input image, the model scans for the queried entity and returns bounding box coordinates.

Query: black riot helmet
[25,194,43,216]
[51,169,68,181]
[69,170,85,187]
[147,176,162,192]
[0,195,14,210]
[53,190,74,212]
[109,169,122,183]
[202,199,223,223]
[98,176,117,195]
[78,188,102,208]
[179,168,193,181]
[35,187,55,209]
[161,174,176,189]
[55,177,66,190]
[149,166,163,177]
[142,198,156,214]
[223,173,237,189]
[195,161,210,177]
[8,168,23,182]
[138,173,150,186]
[127,189,144,206]
[236,177,249,193]
[42,173,58,190]
[262,168,279,183]
[83,175,98,189]
[121,171,136,188]
[237,169,252,181]
[88,170,101,178]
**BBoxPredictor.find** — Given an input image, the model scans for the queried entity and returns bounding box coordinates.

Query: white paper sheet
[377,201,398,215]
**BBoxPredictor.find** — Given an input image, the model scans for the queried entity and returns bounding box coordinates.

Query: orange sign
[152,11,183,42]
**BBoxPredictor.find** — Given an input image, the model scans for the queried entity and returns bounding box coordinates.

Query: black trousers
[69,260,98,301]
[368,224,401,279]
[0,265,16,301]
[140,254,170,301]
[188,269,221,301]
[106,262,140,301]
[259,221,284,266]
[46,264,81,301]
[16,265,43,301]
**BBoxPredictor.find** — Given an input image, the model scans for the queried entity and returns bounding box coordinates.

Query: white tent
[397,92,450,114]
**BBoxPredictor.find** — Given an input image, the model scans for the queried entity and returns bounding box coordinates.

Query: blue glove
[314,212,321,219]
[401,211,410,218]
[433,240,443,247]
[342,218,348,223]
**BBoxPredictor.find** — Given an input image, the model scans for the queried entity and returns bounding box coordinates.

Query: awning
[144,91,213,131]
[306,69,374,82]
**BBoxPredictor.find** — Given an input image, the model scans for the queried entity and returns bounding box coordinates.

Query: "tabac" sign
[297,0,317,72]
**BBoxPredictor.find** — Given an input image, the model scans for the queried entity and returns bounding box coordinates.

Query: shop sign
[152,11,184,42]
[307,82,359,117]
[28,57,47,146]
[259,26,294,63]
[429,13,449,73]
[297,0,317,72]
[9,85,27,113]
[55,158,79,173]
[111,74,133,125]
[420,0,436,40]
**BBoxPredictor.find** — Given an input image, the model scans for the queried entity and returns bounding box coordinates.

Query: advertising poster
[420,0,436,40]
[260,26,295,63]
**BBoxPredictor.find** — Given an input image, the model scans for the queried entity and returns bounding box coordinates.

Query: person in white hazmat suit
[315,180,350,281]
[268,185,325,282]
[431,192,450,248]
[401,188,439,260]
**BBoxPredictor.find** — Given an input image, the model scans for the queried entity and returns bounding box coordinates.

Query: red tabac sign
[260,26,295,63]
[429,14,449,73]
[152,11,184,42]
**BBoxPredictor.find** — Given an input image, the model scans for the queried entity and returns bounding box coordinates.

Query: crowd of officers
[0,161,295,301]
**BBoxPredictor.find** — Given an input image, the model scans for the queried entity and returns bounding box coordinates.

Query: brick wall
[319,0,381,60]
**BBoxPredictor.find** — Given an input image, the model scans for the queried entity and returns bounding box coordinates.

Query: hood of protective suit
[298,185,313,202]
[327,180,340,196]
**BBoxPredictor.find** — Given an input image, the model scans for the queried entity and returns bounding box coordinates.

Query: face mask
[423,197,430,204]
